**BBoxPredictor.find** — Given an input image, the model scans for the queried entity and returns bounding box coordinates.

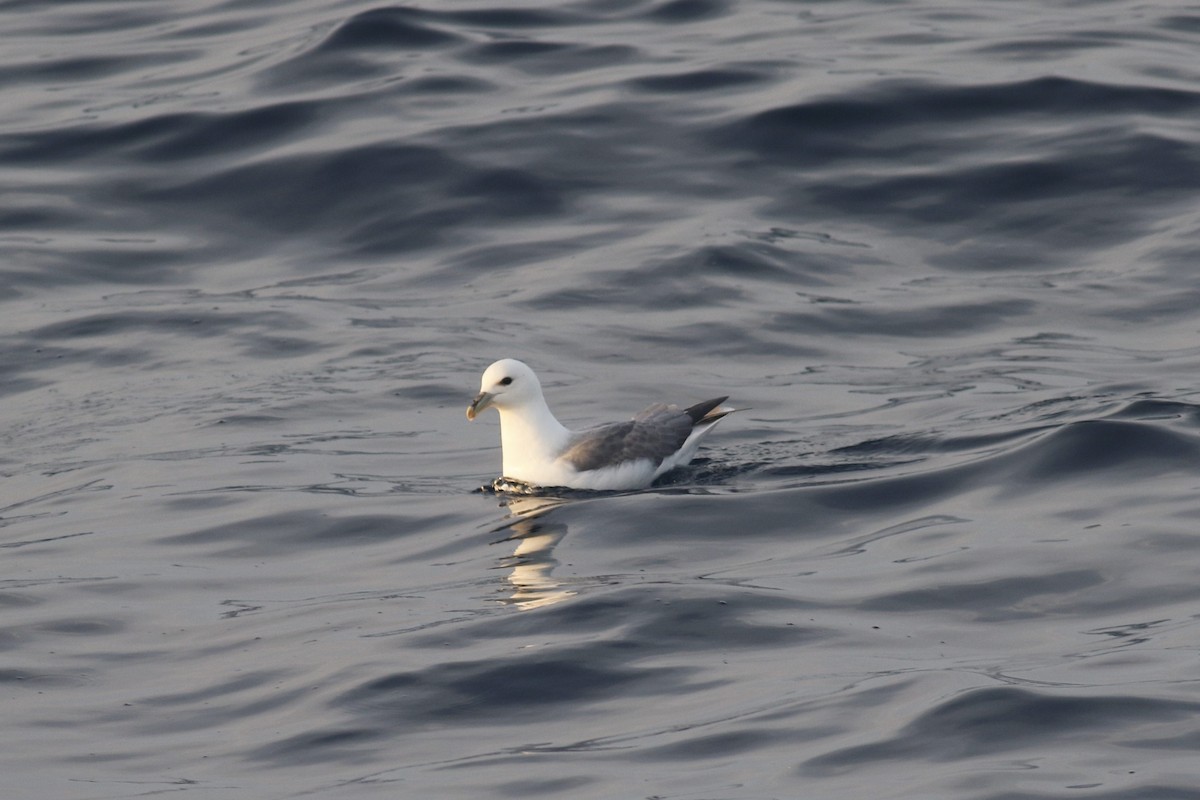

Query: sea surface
[4,1,1200,798]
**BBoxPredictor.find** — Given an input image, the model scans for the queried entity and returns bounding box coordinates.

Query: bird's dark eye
[499,376,513,386]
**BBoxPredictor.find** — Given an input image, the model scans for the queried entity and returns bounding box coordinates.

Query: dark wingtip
[684,396,730,425]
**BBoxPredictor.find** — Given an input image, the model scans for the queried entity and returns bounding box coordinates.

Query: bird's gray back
[560,404,694,472]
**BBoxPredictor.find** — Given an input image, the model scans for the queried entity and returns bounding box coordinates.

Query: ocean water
[4,1,1200,797]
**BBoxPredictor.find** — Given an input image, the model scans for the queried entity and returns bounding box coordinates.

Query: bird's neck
[497,396,570,480]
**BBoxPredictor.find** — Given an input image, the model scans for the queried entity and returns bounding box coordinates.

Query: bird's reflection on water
[490,494,574,610]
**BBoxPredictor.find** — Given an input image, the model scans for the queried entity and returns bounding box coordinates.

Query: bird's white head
[466,358,542,421]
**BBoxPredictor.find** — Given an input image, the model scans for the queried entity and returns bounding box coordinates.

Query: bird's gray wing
[559,403,694,472]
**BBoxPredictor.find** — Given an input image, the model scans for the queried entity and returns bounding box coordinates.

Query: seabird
[467,358,731,490]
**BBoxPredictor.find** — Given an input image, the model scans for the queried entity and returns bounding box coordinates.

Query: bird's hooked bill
[466,391,493,421]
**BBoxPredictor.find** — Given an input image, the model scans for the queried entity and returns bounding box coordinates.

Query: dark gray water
[4,1,1200,797]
